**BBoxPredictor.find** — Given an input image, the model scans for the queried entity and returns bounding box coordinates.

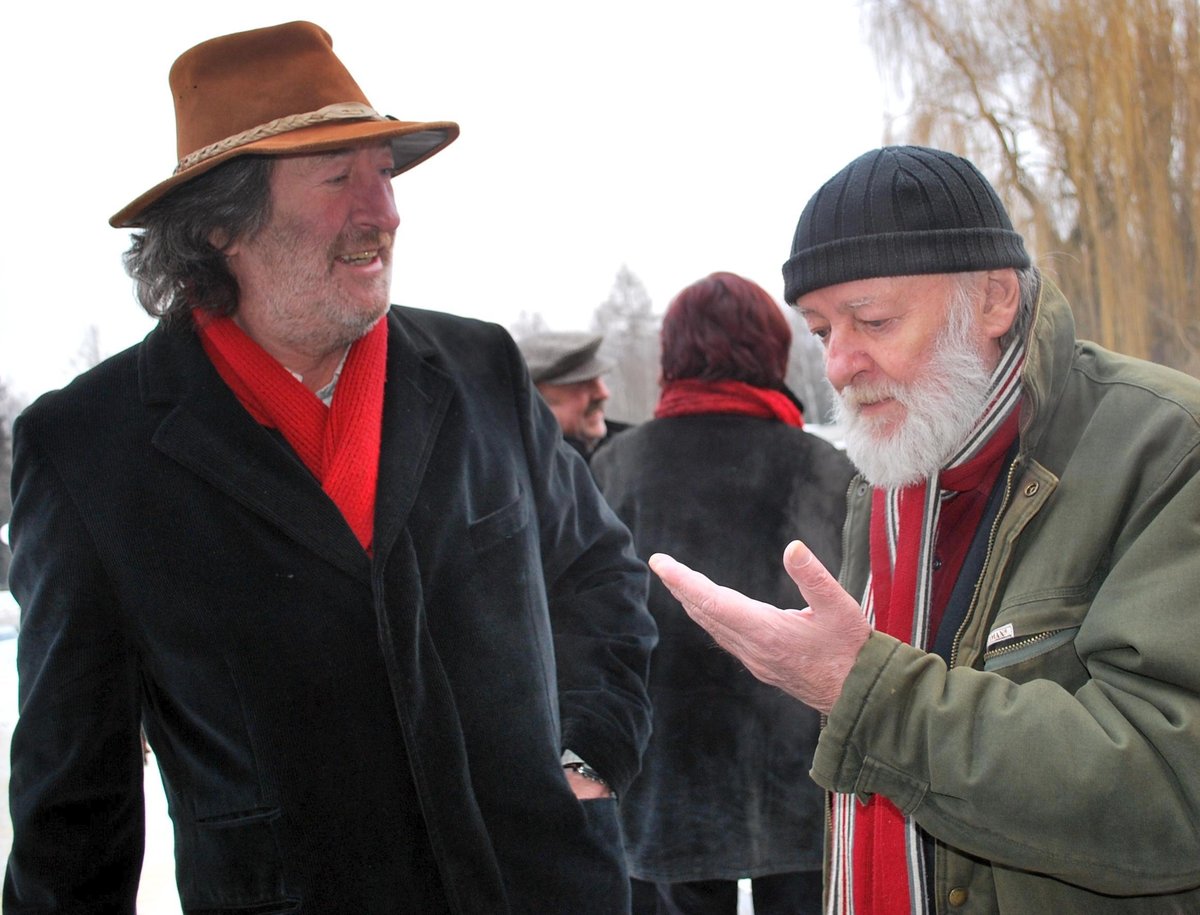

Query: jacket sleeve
[506,336,656,799]
[3,410,146,913]
[812,461,1200,896]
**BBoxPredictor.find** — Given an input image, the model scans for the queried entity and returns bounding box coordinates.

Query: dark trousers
[631,872,822,915]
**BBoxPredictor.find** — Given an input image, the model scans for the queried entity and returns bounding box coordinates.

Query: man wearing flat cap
[651,146,1200,912]
[4,21,655,914]
[519,331,626,459]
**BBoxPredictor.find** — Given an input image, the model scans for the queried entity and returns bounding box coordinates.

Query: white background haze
[0,0,887,403]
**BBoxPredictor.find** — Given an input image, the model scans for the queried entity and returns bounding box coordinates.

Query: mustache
[838,380,906,411]
[332,229,393,256]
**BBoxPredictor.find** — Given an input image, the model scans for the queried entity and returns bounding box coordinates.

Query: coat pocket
[468,490,529,552]
[983,626,1084,689]
[176,806,298,914]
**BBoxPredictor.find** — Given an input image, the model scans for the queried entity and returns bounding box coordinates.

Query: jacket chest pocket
[981,590,1090,690]
[468,491,530,553]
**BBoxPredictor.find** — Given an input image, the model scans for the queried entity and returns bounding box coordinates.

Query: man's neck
[231,312,354,394]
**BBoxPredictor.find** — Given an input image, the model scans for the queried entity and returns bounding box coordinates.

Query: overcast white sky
[0,1,889,403]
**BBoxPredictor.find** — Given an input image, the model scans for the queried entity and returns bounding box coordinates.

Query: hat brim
[539,354,615,386]
[110,117,459,228]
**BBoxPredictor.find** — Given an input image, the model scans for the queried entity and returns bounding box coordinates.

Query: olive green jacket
[814,279,1200,913]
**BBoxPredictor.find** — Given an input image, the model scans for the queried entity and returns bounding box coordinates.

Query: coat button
[1024,481,1039,497]
[948,887,969,907]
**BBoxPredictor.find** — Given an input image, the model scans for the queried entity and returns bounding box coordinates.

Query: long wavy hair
[122,156,274,324]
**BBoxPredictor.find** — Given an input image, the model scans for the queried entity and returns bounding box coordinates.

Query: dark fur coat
[592,413,855,881]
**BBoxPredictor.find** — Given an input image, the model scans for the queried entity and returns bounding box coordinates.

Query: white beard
[835,291,993,489]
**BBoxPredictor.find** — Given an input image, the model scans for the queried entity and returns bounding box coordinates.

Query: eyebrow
[797,296,874,321]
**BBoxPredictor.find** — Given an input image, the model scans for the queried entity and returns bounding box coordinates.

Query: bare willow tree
[864,0,1200,374]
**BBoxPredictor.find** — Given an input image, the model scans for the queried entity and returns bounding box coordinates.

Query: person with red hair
[593,272,855,914]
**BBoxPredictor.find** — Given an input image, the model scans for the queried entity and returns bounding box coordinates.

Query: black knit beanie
[782,146,1030,303]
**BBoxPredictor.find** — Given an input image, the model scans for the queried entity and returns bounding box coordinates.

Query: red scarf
[829,340,1026,915]
[654,379,803,427]
[854,411,1018,912]
[194,310,388,553]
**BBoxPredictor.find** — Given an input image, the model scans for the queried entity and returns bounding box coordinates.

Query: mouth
[335,250,380,266]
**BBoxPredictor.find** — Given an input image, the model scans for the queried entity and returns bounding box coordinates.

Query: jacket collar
[1017,274,1078,460]
[139,308,454,581]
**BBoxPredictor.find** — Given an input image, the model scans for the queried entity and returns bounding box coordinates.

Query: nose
[354,169,400,234]
[823,331,871,392]
[590,376,610,402]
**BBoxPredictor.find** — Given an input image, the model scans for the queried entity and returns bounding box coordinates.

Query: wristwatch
[561,750,614,798]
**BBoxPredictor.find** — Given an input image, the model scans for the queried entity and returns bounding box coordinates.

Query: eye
[857,317,893,333]
[807,325,830,344]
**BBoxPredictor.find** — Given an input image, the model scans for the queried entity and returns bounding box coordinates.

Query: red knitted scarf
[654,379,804,427]
[830,340,1026,915]
[194,310,388,553]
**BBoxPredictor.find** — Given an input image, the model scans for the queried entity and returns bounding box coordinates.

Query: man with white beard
[650,146,1200,913]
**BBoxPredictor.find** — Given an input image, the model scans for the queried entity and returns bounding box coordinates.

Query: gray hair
[1006,265,1040,349]
[953,265,1041,351]
[122,156,274,324]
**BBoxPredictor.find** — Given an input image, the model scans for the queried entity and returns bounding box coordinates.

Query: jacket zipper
[984,629,1058,659]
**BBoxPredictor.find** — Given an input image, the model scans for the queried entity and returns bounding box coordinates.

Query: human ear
[208,227,237,255]
[980,269,1020,340]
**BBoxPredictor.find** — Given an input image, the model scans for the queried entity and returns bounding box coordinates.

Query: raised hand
[648,540,872,714]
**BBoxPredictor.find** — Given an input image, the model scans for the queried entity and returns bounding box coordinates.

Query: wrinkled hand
[649,541,872,714]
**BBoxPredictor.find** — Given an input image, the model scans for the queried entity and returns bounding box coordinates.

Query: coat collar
[140,308,454,581]
[1017,274,1078,460]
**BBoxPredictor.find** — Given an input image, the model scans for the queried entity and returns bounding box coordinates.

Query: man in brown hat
[4,21,655,914]
[518,331,625,458]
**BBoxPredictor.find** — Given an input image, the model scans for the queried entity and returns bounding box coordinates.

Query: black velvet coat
[5,307,655,914]
[591,413,854,882]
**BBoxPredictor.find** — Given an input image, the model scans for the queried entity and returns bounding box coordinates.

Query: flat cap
[518,332,614,385]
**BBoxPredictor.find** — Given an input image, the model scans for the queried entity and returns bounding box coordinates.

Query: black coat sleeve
[506,334,656,797]
[4,409,147,913]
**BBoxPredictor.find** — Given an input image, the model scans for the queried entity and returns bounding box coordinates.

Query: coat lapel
[138,311,455,581]
[371,310,456,567]
[141,320,371,581]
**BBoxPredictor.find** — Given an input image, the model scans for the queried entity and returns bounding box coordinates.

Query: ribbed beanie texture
[782,146,1030,303]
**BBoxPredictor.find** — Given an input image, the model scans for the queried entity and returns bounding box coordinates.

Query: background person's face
[538,376,610,446]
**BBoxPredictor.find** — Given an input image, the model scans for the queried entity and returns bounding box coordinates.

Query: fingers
[648,552,726,627]
[783,540,848,609]
[648,553,771,639]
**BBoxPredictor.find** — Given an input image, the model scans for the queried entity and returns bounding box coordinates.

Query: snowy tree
[508,310,549,342]
[591,266,662,423]
[784,313,839,425]
[0,377,25,587]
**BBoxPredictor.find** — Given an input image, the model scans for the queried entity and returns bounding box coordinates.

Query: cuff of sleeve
[810,630,905,794]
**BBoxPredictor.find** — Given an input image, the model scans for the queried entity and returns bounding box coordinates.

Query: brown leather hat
[110,20,459,228]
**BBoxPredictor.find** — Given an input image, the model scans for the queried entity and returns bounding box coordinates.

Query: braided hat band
[174,102,385,174]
